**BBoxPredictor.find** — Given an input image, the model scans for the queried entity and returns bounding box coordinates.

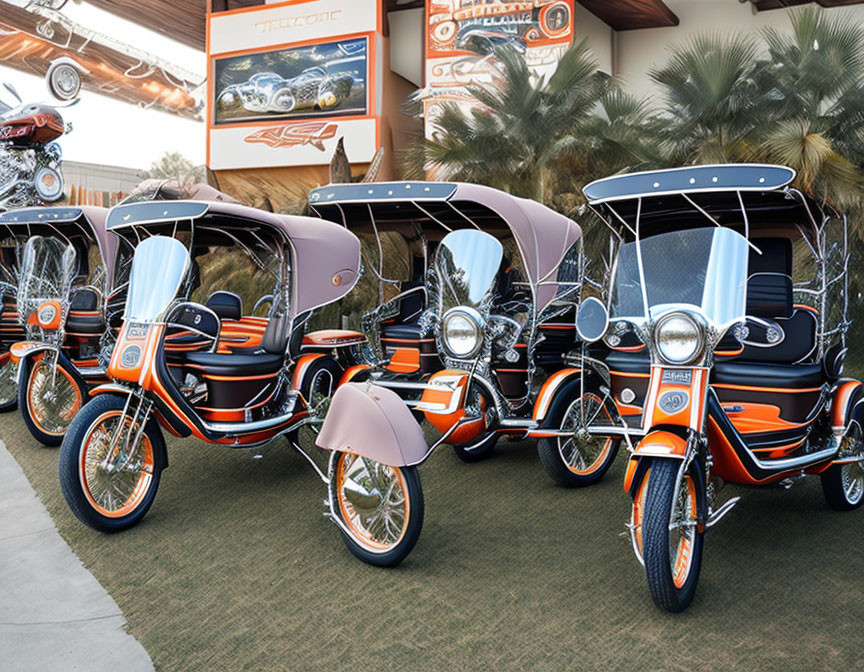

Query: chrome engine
[0,143,63,212]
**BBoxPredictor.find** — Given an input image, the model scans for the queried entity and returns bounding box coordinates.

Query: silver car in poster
[216,67,355,115]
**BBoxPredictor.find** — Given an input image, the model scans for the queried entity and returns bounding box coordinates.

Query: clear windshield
[610,227,748,327]
[125,236,189,322]
[435,229,503,311]
[17,236,76,318]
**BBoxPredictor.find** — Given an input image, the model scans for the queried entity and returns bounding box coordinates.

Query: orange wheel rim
[27,356,82,436]
[79,410,154,518]
[671,476,698,589]
[335,453,409,553]
[559,393,613,475]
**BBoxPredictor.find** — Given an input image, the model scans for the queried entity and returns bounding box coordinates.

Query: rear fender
[316,383,428,467]
[832,380,863,435]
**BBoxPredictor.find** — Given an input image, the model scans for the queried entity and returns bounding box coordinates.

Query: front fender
[316,383,428,467]
[89,383,134,397]
[623,430,688,494]
[10,340,53,364]
[533,368,581,422]
[14,345,86,392]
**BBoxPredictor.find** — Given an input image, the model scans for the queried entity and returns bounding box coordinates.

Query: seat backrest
[746,273,793,319]
[206,291,242,321]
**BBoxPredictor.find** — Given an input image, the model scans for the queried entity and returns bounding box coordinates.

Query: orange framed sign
[207,0,382,170]
[423,0,575,139]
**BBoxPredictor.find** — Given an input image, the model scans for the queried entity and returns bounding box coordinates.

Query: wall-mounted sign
[423,0,575,139]
[207,0,382,171]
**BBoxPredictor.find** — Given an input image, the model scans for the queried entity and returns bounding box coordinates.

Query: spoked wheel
[538,392,620,487]
[59,394,166,532]
[20,353,86,446]
[0,352,19,412]
[330,451,424,567]
[641,458,705,613]
[821,427,864,511]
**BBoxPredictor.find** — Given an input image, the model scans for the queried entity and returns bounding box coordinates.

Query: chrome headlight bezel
[441,306,484,360]
[653,311,704,366]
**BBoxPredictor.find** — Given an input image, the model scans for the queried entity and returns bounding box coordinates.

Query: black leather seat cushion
[746,273,793,318]
[381,323,424,340]
[183,351,283,377]
[66,314,104,334]
[605,349,650,375]
[712,361,823,388]
[206,291,242,321]
[738,308,816,363]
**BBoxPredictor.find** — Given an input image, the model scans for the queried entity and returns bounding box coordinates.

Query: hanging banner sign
[423,0,575,140]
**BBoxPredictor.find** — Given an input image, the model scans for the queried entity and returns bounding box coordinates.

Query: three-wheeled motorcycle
[570,164,863,611]
[2,206,118,445]
[57,197,429,566]
[308,182,614,484]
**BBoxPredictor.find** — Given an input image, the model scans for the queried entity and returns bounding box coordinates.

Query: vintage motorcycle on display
[4,206,118,445]
[57,196,429,567]
[0,83,67,211]
[308,182,616,487]
[568,164,863,612]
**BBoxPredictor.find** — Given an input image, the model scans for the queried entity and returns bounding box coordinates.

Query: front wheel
[821,427,864,511]
[640,458,705,613]
[59,394,166,532]
[20,353,86,446]
[538,391,619,487]
[330,452,424,567]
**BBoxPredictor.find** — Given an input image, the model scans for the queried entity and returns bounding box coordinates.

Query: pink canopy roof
[106,199,361,319]
[308,181,582,312]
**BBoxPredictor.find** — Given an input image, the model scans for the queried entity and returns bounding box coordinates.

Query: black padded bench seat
[181,351,283,377]
[711,361,823,389]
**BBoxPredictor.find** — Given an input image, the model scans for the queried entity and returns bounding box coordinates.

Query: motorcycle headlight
[654,312,703,365]
[34,166,63,202]
[442,307,483,359]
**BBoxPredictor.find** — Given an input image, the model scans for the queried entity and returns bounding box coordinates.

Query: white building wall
[615,0,864,97]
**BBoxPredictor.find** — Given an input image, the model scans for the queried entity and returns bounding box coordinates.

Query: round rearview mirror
[576,297,609,343]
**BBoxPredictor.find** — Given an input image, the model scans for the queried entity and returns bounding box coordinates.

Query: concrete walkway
[0,442,154,672]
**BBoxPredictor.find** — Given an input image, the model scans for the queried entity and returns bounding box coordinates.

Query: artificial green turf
[4,412,864,671]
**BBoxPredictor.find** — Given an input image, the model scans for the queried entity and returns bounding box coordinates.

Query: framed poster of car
[212,36,369,125]
[207,0,382,170]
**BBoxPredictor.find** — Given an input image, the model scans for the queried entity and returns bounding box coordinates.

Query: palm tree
[755,7,864,207]
[649,32,765,164]
[416,38,611,202]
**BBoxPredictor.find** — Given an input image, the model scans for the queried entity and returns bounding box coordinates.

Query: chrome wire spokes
[81,413,153,515]
[0,358,17,405]
[558,395,609,473]
[669,475,697,588]
[29,358,79,434]
[339,455,407,550]
[840,433,864,505]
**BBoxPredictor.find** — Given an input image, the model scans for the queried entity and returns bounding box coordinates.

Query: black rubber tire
[642,458,705,613]
[537,389,620,487]
[0,354,18,412]
[331,456,424,567]
[59,394,166,533]
[820,462,864,511]
[453,432,499,463]
[19,354,87,447]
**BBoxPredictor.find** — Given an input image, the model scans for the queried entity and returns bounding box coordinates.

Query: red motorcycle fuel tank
[0,104,64,146]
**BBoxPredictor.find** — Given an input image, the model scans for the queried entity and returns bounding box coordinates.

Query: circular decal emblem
[331,274,342,287]
[659,391,689,415]
[121,345,141,368]
[38,304,57,326]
